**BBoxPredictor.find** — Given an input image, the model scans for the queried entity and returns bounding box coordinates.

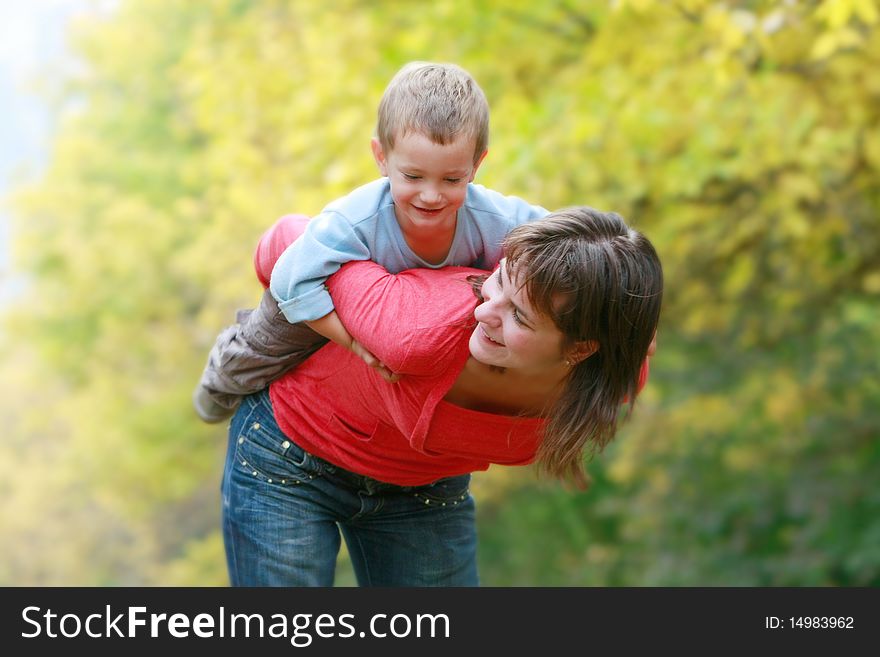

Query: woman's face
[469,259,568,373]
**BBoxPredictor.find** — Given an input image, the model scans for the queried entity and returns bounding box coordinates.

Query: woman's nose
[474,297,501,326]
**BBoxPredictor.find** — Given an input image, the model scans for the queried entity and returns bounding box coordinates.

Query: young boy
[194,61,548,423]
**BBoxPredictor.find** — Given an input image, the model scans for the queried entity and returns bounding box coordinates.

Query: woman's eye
[511,308,526,326]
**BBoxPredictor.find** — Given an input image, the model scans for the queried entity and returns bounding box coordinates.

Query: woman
[221,207,663,586]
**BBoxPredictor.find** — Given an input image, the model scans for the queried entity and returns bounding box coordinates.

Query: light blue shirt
[270,178,548,323]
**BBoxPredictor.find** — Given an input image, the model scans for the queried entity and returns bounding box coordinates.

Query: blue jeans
[221,389,478,586]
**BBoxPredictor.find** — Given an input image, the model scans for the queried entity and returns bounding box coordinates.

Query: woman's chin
[468,333,502,368]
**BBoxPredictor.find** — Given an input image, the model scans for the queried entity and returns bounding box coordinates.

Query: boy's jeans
[222,389,479,586]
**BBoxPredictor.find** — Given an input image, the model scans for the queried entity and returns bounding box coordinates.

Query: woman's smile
[479,325,504,346]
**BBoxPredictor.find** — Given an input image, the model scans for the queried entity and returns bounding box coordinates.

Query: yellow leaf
[854,0,880,24]
[779,172,821,203]
[863,271,880,294]
[816,0,855,29]
[811,31,839,59]
[864,129,880,168]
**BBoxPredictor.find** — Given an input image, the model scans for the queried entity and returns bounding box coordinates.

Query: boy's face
[372,132,487,239]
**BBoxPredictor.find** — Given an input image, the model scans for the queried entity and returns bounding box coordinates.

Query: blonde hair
[503,208,663,489]
[376,61,489,164]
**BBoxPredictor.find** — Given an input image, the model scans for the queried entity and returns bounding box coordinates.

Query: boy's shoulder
[322,178,394,227]
[463,183,548,219]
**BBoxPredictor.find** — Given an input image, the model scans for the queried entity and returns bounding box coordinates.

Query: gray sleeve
[193,289,329,423]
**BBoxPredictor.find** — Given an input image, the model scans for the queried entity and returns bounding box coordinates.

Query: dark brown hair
[503,207,663,488]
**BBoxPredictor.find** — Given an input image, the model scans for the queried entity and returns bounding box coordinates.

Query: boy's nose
[419,186,442,205]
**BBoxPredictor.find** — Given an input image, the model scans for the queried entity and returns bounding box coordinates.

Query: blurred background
[1,0,878,586]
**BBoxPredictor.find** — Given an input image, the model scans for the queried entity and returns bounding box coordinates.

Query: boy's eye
[445,178,463,184]
[403,173,421,180]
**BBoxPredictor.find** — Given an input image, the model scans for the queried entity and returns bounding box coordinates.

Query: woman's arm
[326,262,479,376]
[254,214,480,376]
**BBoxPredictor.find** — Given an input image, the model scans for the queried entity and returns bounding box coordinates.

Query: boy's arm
[269,212,398,380]
[269,212,371,325]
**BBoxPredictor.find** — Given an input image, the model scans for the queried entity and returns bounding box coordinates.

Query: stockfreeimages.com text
[21,605,450,647]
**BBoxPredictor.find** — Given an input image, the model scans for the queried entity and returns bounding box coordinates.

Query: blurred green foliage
[1,0,878,586]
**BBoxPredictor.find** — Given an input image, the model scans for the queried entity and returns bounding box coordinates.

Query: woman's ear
[567,340,599,365]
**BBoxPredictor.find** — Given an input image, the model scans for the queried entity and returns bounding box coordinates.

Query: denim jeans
[221,389,478,586]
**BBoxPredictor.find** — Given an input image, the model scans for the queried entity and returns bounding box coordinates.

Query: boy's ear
[469,149,488,182]
[371,138,388,176]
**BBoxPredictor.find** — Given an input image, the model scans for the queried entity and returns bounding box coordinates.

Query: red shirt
[257,214,647,486]
[268,261,543,485]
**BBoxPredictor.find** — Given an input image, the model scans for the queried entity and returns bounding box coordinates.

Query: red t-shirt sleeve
[326,263,479,375]
[253,214,311,289]
[622,358,651,404]
[637,357,650,393]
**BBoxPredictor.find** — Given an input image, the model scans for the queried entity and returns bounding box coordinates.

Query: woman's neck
[443,357,567,417]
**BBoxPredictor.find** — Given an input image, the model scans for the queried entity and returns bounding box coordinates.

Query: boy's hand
[306,310,399,383]
[350,339,400,383]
